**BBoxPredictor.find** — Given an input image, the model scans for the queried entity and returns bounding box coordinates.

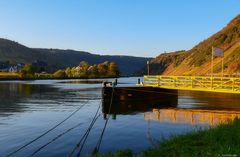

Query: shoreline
[0,77,117,81]
[0,76,142,81]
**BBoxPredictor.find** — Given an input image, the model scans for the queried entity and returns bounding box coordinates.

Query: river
[0,77,240,157]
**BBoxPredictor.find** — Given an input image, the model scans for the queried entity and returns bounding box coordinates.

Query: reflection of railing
[144,108,240,126]
[143,75,240,94]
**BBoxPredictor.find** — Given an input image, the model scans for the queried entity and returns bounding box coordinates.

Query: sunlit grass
[0,72,19,78]
[96,119,240,157]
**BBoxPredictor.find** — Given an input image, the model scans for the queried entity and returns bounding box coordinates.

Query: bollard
[112,79,118,87]
[138,78,140,84]
[102,81,107,87]
[112,114,116,120]
[103,113,107,120]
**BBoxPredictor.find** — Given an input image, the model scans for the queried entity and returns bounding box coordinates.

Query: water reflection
[0,83,59,116]
[0,82,96,117]
[102,87,178,116]
[145,108,240,126]
[102,88,240,126]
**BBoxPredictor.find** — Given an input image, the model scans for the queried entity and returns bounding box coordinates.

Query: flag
[212,47,224,57]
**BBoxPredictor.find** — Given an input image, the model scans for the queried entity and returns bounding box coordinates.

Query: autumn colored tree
[108,62,120,77]
[97,62,109,77]
[20,64,36,78]
[65,67,72,77]
[71,67,76,77]
[63,61,119,78]
[90,65,99,77]
[53,70,66,78]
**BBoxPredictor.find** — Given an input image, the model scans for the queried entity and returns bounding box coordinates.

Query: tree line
[20,61,120,79]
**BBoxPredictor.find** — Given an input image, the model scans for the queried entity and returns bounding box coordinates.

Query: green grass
[0,72,19,78]
[96,119,240,157]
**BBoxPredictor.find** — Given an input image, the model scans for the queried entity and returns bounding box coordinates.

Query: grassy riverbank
[97,119,240,157]
[0,72,119,80]
[0,72,19,79]
[0,72,52,80]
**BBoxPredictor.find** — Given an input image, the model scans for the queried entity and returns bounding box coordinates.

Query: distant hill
[149,15,240,76]
[0,38,151,76]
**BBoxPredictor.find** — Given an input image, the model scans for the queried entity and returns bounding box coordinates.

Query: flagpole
[211,47,214,89]
[222,56,224,77]
[211,47,214,77]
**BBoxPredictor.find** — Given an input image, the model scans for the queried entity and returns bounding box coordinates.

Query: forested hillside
[0,38,150,76]
[149,15,240,76]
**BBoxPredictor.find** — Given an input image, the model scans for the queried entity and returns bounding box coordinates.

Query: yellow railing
[143,75,240,94]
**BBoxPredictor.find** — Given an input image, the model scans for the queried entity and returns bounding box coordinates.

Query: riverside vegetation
[96,119,240,157]
[0,61,119,79]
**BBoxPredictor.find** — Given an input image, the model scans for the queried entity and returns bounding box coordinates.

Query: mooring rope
[75,114,101,157]
[27,122,84,157]
[68,101,101,157]
[93,86,114,155]
[6,101,88,157]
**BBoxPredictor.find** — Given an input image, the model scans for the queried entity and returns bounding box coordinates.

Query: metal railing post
[232,79,234,91]
[191,77,193,89]
[221,77,223,89]
[211,77,213,89]
[173,77,175,87]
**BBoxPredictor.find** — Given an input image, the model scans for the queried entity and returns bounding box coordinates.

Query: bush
[53,70,66,78]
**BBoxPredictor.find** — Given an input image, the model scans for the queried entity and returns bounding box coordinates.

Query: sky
[0,0,240,57]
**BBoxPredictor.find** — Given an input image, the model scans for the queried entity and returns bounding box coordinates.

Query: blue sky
[0,0,239,57]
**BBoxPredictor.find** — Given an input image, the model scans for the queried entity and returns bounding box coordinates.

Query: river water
[0,77,240,157]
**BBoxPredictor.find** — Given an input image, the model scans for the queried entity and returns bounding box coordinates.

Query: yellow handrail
[143,75,240,94]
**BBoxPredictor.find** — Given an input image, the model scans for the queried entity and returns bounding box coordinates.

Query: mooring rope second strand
[27,122,83,157]
[6,100,89,157]
[68,100,101,157]
[92,86,115,156]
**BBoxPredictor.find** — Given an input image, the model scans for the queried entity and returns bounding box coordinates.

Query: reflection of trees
[0,83,58,116]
